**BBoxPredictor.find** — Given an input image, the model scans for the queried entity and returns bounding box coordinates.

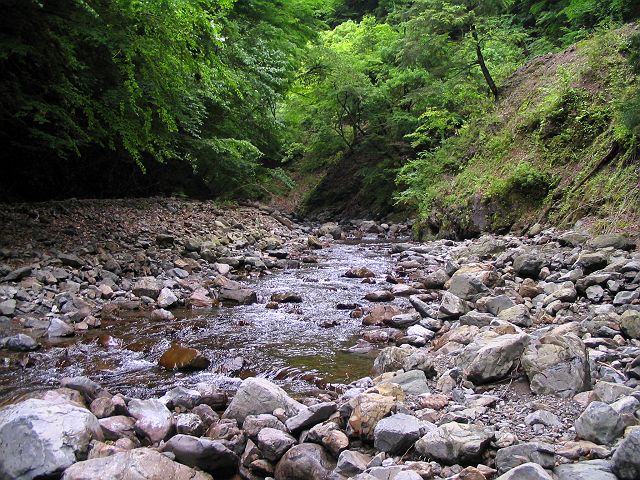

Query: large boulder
[274,443,336,480]
[574,401,626,445]
[0,398,102,480]
[587,234,635,251]
[373,413,432,454]
[457,333,529,385]
[513,254,545,279]
[347,393,396,441]
[223,377,304,424]
[162,434,238,476]
[554,459,618,480]
[127,398,173,444]
[620,310,640,340]
[256,428,296,462]
[373,346,412,374]
[521,332,591,397]
[414,422,494,465]
[611,429,640,480]
[61,447,212,480]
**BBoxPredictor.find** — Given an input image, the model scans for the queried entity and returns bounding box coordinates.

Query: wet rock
[347,393,396,441]
[495,442,555,474]
[386,312,421,328]
[575,401,625,445]
[439,292,470,319]
[408,295,435,318]
[158,344,210,371]
[345,267,376,278]
[127,398,173,444]
[150,308,175,321]
[270,292,303,303]
[3,333,39,351]
[61,447,212,480]
[458,333,529,385]
[60,376,107,403]
[307,236,324,249]
[611,429,640,480]
[256,427,296,462]
[157,288,178,309]
[414,422,494,465]
[285,402,337,434]
[192,404,219,430]
[365,290,395,302]
[554,459,617,480]
[521,332,590,397]
[373,413,431,454]
[188,288,214,308]
[0,398,102,480]
[496,462,553,480]
[223,377,304,424]
[162,434,238,476]
[220,288,257,305]
[362,305,402,326]
[274,443,336,480]
[48,317,75,337]
[132,277,163,299]
[159,386,202,409]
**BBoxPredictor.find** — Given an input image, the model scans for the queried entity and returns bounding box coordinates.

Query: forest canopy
[1,0,639,203]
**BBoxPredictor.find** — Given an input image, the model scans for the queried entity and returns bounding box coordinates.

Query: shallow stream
[0,240,408,402]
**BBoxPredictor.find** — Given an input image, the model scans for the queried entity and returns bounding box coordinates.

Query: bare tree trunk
[472,28,499,101]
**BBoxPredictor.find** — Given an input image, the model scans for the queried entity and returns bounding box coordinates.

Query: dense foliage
[1,0,639,213]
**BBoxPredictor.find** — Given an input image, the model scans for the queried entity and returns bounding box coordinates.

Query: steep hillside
[400,25,640,240]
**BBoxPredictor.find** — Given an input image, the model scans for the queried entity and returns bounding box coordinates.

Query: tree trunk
[472,28,499,101]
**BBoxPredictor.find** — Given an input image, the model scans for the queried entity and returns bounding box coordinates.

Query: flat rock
[554,459,618,480]
[285,402,337,434]
[61,447,212,480]
[365,290,395,302]
[3,333,39,351]
[414,422,494,465]
[335,449,371,477]
[387,369,430,395]
[220,288,257,305]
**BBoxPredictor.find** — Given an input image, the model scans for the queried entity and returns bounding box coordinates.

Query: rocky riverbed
[1,198,640,480]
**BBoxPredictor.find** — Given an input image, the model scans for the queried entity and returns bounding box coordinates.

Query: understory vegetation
[2,0,639,235]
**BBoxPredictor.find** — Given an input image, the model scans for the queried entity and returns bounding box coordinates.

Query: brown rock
[159,344,210,370]
[362,305,403,326]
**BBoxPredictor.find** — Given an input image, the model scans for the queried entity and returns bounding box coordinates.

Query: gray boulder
[514,255,544,279]
[256,427,296,462]
[496,462,553,480]
[127,398,173,444]
[414,422,494,465]
[274,443,336,480]
[554,459,617,480]
[498,305,532,327]
[334,450,371,477]
[459,333,529,385]
[373,413,431,454]
[162,434,238,475]
[157,288,178,309]
[243,414,287,440]
[448,274,489,301]
[285,402,336,434]
[61,447,212,480]
[486,295,516,316]
[223,377,303,424]
[48,318,75,337]
[439,292,469,319]
[575,401,625,445]
[495,442,555,474]
[611,429,640,480]
[587,234,635,251]
[521,332,590,397]
[0,398,102,480]
[620,310,640,339]
[4,333,38,351]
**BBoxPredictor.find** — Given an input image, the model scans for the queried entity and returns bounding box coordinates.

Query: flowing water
[0,240,409,402]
